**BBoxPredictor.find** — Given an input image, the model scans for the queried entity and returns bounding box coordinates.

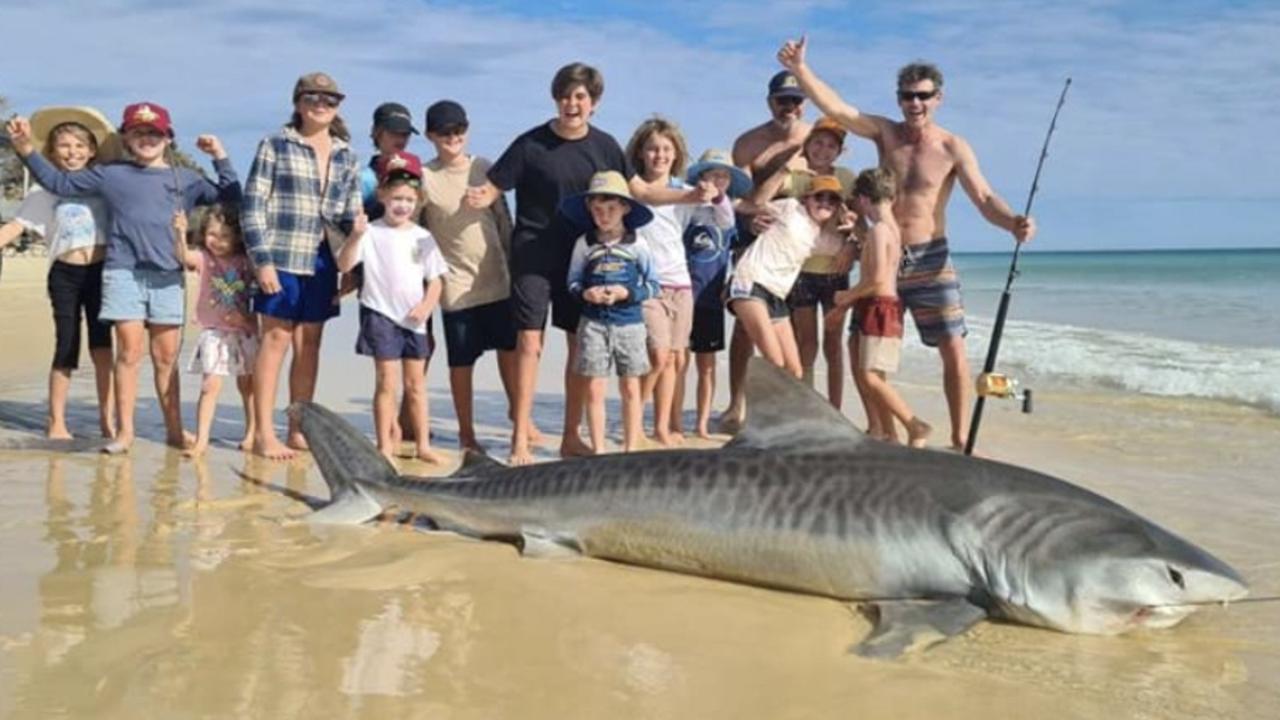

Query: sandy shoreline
[1,255,1278,718]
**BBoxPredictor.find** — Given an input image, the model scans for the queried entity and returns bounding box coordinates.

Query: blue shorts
[355,305,434,360]
[99,267,185,325]
[898,236,966,347]
[253,243,340,324]
[442,298,517,368]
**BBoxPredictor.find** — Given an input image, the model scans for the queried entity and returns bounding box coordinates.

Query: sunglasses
[773,96,804,108]
[897,89,939,102]
[809,192,843,206]
[299,92,342,108]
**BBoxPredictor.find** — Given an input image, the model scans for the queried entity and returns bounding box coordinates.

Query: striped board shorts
[897,236,966,347]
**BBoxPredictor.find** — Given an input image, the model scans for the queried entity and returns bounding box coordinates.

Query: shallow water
[1,262,1278,718]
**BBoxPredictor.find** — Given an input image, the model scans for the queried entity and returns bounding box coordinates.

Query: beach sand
[1,256,1277,719]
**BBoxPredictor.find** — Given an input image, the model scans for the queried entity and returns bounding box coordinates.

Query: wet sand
[1,256,1277,719]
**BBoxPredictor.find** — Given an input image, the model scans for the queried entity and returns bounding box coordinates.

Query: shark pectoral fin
[518,531,582,559]
[305,485,384,525]
[851,599,987,659]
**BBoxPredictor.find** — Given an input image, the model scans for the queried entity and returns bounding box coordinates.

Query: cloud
[6,0,1277,249]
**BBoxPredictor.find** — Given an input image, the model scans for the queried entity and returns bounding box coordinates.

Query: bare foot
[907,418,933,449]
[101,435,133,455]
[696,425,713,440]
[183,441,209,459]
[254,436,298,461]
[459,435,488,455]
[101,424,117,440]
[237,434,254,451]
[167,430,196,450]
[416,446,446,465]
[559,434,594,458]
[653,431,684,448]
[508,443,535,466]
[286,430,310,452]
[46,425,73,441]
[713,411,744,435]
[528,422,546,445]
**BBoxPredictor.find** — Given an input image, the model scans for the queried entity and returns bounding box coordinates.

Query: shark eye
[1167,566,1185,589]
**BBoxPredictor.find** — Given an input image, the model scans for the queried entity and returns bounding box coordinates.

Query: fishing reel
[975,373,1033,414]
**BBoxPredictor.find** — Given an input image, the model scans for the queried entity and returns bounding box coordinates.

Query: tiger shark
[294,360,1248,657]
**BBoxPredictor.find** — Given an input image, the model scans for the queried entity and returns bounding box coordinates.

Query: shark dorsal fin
[726,358,868,452]
[451,450,507,478]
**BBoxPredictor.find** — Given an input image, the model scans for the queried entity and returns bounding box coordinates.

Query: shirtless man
[719,70,813,432]
[777,36,1035,449]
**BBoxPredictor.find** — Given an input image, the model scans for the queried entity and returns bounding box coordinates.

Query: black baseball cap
[425,100,468,133]
[372,102,418,134]
[768,71,805,99]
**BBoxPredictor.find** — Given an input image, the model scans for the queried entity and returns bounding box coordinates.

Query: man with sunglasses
[777,36,1035,450]
[717,70,814,433]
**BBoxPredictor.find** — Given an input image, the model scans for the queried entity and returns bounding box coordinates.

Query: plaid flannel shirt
[241,126,361,275]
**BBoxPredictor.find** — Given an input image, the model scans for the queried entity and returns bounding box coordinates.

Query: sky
[4,0,1278,251]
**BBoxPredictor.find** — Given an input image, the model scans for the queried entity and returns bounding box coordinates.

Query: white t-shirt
[636,180,694,288]
[356,219,449,334]
[15,187,108,262]
[731,198,822,299]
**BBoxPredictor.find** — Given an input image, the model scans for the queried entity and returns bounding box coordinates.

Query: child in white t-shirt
[336,151,448,464]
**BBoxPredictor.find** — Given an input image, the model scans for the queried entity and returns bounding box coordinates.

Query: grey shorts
[575,318,650,378]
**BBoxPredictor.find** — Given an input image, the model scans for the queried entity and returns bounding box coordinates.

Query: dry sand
[0,256,1277,719]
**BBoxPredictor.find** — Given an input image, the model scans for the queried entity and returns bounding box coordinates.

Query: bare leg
[235,374,255,450]
[46,368,73,439]
[821,318,845,409]
[848,335,880,436]
[585,376,607,454]
[773,318,803,378]
[509,329,542,465]
[373,359,400,463]
[560,330,593,458]
[405,358,442,464]
[450,365,485,453]
[695,352,716,439]
[186,373,223,458]
[862,369,931,448]
[716,319,751,432]
[106,320,145,453]
[669,348,689,438]
[496,348,526,441]
[646,347,680,446]
[620,375,643,452]
[89,346,115,438]
[252,316,297,461]
[285,321,325,451]
[792,305,819,388]
[148,323,188,449]
[937,335,971,449]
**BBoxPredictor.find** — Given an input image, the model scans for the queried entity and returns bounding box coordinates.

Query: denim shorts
[575,318,649,378]
[99,267,185,325]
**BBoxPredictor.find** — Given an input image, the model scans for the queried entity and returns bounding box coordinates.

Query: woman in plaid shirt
[242,72,362,460]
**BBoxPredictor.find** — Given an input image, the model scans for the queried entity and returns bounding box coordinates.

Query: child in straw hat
[561,171,658,454]
[0,107,117,440]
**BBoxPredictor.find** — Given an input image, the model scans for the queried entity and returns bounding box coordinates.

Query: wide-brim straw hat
[685,149,752,199]
[30,106,122,164]
[559,171,654,231]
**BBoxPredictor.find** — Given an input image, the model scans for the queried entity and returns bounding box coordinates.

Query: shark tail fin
[291,402,397,522]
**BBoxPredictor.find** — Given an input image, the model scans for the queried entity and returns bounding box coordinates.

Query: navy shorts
[442,298,517,368]
[253,243,340,324]
[355,305,434,360]
[690,303,725,354]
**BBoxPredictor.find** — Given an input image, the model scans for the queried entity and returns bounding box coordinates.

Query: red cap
[120,102,173,136]
[376,151,424,183]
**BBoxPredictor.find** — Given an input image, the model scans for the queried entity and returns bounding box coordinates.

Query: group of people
[1,36,1034,466]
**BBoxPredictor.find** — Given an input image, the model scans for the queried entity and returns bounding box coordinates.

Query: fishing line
[965,77,1071,456]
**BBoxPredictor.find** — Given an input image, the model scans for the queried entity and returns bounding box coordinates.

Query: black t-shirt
[488,122,630,272]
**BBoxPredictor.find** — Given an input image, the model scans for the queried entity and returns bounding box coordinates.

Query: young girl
[752,117,858,407]
[625,117,700,447]
[729,175,849,376]
[242,72,361,461]
[173,205,258,457]
[0,107,117,440]
[7,104,240,455]
[336,151,447,465]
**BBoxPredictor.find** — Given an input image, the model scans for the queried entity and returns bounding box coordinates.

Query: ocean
[901,248,1280,415]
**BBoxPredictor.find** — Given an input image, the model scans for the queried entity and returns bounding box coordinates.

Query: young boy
[561,171,658,453]
[419,100,519,455]
[336,151,448,464]
[829,167,931,447]
[681,149,749,439]
[359,102,418,220]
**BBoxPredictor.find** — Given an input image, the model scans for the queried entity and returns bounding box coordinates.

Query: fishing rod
[964,77,1071,456]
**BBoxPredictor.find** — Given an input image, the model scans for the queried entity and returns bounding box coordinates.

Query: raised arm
[629,176,715,207]
[334,212,368,273]
[777,36,888,141]
[0,220,26,249]
[953,137,1036,242]
[190,135,240,206]
[6,116,107,198]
